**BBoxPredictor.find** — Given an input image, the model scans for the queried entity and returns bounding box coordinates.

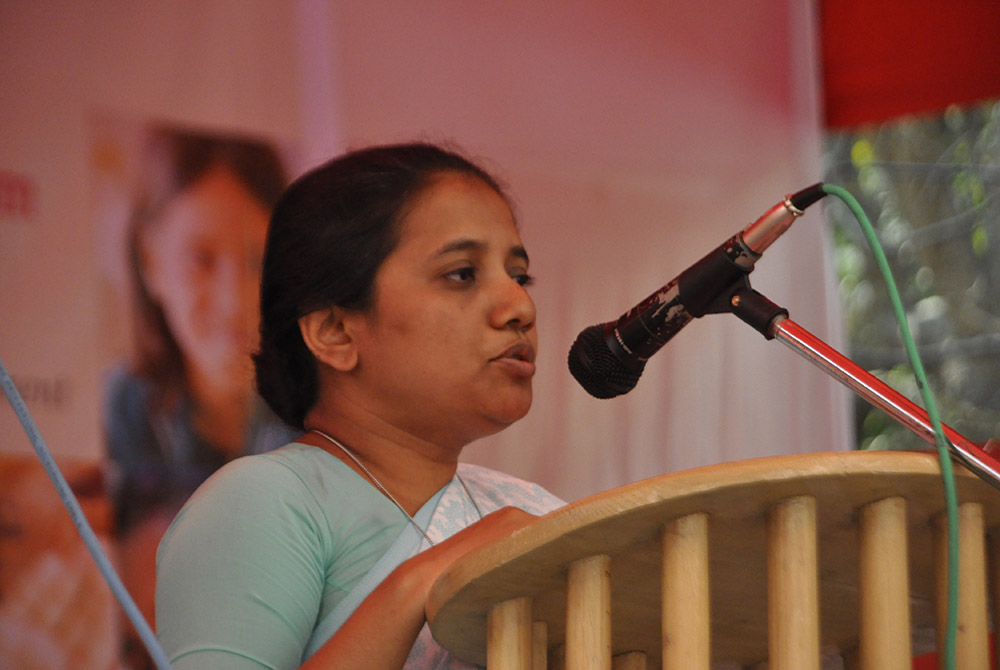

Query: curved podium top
[427,450,1000,668]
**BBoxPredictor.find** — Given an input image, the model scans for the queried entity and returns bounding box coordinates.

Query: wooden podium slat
[428,451,1000,669]
[858,496,911,669]
[934,502,990,669]
[661,512,709,669]
[768,495,820,670]
[487,596,533,670]
[566,554,611,670]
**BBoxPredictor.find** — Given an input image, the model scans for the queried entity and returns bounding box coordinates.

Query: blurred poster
[91,115,300,667]
[0,456,116,669]
[0,116,300,669]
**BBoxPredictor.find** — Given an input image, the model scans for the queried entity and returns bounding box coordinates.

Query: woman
[154,143,564,669]
[103,126,297,666]
[105,126,296,534]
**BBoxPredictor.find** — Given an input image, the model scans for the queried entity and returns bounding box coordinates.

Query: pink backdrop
[1,2,845,666]
[1,0,846,498]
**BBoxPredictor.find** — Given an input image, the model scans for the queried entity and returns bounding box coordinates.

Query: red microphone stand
[727,286,1000,491]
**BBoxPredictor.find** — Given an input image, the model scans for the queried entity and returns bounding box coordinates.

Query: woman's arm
[301,506,534,670]
[158,454,535,670]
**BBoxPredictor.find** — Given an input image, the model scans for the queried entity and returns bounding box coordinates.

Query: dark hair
[128,125,287,406]
[253,142,509,429]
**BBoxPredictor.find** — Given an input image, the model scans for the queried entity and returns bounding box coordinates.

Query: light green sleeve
[155,456,330,670]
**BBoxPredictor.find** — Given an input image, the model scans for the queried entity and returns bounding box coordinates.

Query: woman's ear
[298,307,359,372]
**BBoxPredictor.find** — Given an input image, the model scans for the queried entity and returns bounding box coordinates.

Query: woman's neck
[301,408,461,516]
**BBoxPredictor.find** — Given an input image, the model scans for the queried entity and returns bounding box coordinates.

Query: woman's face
[141,165,270,391]
[346,172,538,448]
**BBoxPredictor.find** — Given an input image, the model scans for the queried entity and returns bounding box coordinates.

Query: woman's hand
[409,506,537,612]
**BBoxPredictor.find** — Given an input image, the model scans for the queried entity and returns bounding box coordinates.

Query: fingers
[479,505,535,529]
[408,507,537,591]
[444,506,535,553]
[416,507,538,619]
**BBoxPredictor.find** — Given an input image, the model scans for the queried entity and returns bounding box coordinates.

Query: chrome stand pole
[771,315,1000,491]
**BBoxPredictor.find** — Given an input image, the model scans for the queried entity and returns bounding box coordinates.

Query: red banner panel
[821,0,1000,128]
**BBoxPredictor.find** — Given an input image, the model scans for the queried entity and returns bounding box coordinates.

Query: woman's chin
[479,393,533,434]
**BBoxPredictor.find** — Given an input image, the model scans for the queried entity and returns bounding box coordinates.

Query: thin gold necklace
[308,429,483,547]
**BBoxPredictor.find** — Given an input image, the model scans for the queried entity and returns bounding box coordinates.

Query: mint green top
[155,442,563,669]
[155,443,412,669]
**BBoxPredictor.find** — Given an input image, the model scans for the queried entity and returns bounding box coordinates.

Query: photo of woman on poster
[100,123,297,666]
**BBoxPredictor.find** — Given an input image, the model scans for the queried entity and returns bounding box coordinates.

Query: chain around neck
[307,429,483,547]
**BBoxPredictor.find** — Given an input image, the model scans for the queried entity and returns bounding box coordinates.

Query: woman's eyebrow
[433,238,530,264]
[434,238,485,257]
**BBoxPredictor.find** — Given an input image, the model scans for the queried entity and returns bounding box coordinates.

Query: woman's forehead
[394,173,523,256]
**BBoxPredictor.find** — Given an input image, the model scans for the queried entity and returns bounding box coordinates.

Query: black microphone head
[567,324,645,399]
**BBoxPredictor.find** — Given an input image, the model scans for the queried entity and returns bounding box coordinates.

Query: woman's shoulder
[181,442,383,520]
[159,444,343,556]
[158,442,406,578]
[192,442,341,498]
[456,462,565,515]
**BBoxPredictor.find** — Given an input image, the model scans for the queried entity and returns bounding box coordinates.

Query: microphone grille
[567,324,645,399]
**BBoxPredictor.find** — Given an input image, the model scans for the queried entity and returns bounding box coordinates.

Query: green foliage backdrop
[823,100,1000,450]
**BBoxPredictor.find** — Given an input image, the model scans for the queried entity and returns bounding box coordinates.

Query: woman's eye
[513,272,535,287]
[445,267,476,283]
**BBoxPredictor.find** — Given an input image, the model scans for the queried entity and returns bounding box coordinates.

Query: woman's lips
[491,341,536,378]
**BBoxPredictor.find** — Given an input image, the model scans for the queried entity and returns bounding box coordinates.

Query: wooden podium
[427,451,1000,669]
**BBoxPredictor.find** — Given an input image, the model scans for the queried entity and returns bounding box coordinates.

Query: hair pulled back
[253,142,508,429]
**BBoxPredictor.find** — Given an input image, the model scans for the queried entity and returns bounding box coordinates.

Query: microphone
[567,183,827,398]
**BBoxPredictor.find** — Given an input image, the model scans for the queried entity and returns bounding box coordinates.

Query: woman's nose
[490,276,536,331]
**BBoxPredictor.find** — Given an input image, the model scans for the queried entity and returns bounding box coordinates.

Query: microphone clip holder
[698,275,789,341]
